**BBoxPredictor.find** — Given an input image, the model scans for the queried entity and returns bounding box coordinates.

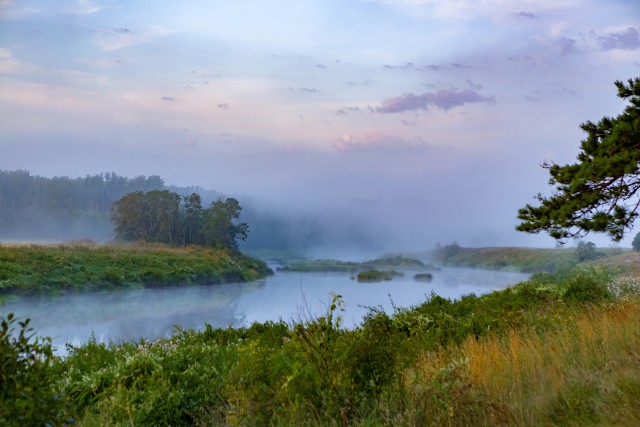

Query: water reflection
[1,268,529,354]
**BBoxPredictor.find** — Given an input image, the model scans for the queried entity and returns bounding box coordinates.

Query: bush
[357,270,394,282]
[0,313,72,426]
[563,267,612,303]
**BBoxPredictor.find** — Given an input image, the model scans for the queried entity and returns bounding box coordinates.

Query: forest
[0,169,371,253]
[0,170,171,241]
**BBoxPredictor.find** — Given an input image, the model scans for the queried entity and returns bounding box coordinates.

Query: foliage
[111,190,249,250]
[46,262,639,426]
[517,77,640,241]
[413,273,433,282]
[0,170,167,241]
[281,255,425,273]
[435,244,622,273]
[0,313,72,426]
[633,231,640,252]
[356,270,400,282]
[575,240,600,262]
[200,198,249,250]
[6,259,640,425]
[563,266,612,303]
[432,241,462,263]
[0,242,272,294]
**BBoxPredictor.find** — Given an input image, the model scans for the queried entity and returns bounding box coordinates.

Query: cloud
[0,48,24,73]
[383,62,420,71]
[161,96,175,102]
[333,132,428,153]
[67,0,104,15]
[465,79,483,90]
[377,88,495,113]
[280,87,319,94]
[217,103,229,110]
[558,36,578,55]
[599,27,640,51]
[0,1,41,20]
[514,11,537,19]
[384,62,474,72]
[335,106,362,116]
[91,25,175,52]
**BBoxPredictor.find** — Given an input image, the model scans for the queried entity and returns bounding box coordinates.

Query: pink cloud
[333,132,428,153]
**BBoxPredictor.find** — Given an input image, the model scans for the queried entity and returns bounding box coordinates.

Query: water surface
[1,268,529,354]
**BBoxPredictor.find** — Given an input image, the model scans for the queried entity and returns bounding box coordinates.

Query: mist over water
[1,268,529,355]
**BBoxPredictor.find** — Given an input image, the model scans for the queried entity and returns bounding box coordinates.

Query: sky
[1,0,639,250]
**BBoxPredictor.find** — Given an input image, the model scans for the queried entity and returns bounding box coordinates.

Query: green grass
[433,246,628,273]
[356,269,403,282]
[281,255,427,273]
[0,242,272,295]
[3,262,640,425]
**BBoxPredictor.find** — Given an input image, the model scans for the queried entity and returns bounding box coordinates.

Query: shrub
[0,313,72,426]
[357,270,395,282]
[563,267,612,303]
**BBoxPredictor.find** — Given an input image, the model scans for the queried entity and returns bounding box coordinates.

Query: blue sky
[1,0,639,249]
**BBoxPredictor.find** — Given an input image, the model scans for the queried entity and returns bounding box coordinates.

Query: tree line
[0,169,377,252]
[0,170,169,240]
[111,190,248,250]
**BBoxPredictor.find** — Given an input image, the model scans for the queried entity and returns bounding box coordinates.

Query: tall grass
[438,246,627,273]
[407,299,640,426]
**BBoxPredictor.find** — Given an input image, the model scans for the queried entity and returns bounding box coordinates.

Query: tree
[517,77,640,242]
[111,191,146,241]
[182,193,203,245]
[632,232,640,252]
[144,190,182,244]
[575,240,598,262]
[111,190,182,244]
[111,191,249,250]
[200,198,249,250]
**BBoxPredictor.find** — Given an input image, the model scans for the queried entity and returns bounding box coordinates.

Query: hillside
[429,245,628,273]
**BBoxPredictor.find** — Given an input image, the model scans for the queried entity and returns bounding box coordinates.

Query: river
[1,267,529,354]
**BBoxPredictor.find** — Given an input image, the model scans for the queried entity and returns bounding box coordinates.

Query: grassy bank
[431,245,627,273]
[280,255,431,272]
[3,261,640,425]
[0,242,272,295]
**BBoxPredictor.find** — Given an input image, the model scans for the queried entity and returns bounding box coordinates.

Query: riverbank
[428,245,628,273]
[278,255,432,273]
[3,259,640,425]
[0,242,272,295]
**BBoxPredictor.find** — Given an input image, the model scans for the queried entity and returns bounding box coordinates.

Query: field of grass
[4,259,640,425]
[0,242,272,295]
[432,245,628,273]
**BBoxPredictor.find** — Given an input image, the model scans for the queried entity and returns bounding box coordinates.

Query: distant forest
[0,169,374,252]
[0,170,169,241]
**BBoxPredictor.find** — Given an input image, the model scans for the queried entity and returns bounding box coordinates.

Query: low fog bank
[2,169,628,255]
[238,192,561,260]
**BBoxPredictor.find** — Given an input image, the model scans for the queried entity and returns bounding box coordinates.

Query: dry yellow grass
[406,299,640,426]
